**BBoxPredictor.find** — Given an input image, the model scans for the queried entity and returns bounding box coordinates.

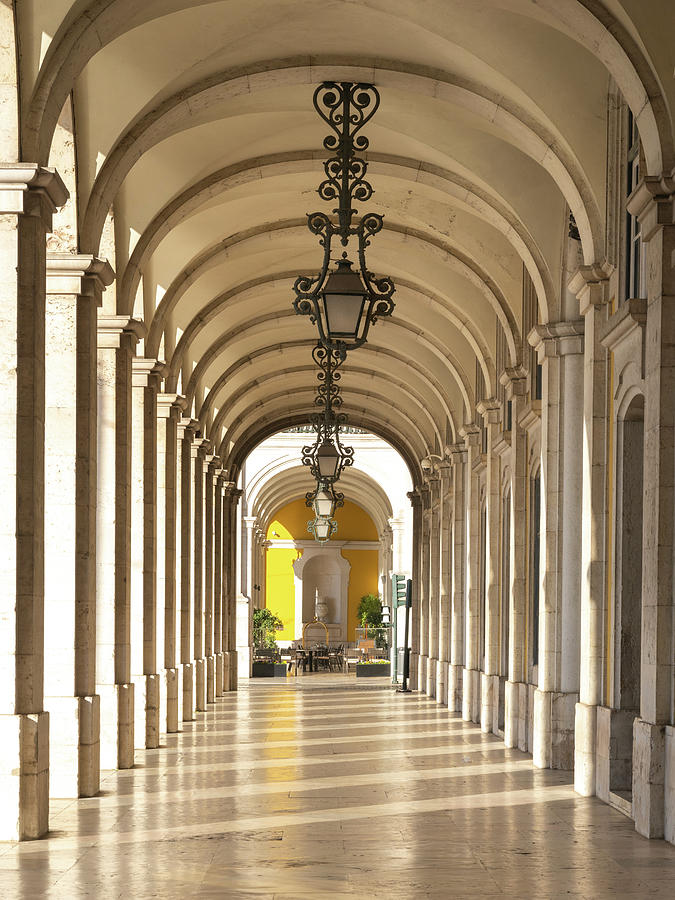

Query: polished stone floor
[2,675,675,898]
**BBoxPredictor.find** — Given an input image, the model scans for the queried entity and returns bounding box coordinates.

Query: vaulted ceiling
[15,0,675,482]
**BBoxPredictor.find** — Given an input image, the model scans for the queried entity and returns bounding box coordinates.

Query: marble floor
[1,676,674,899]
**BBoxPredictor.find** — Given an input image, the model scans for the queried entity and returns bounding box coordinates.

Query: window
[625,110,644,301]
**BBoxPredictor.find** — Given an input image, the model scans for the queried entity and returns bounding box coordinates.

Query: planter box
[252,662,287,678]
[356,663,391,678]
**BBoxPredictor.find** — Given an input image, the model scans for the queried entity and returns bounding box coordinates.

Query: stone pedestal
[436,662,448,707]
[117,682,135,769]
[48,696,100,798]
[504,680,520,748]
[518,682,531,753]
[0,711,50,841]
[575,701,598,795]
[195,658,206,712]
[215,652,225,696]
[419,655,428,694]
[426,657,437,698]
[181,662,195,721]
[533,689,576,770]
[448,663,462,712]
[633,717,665,838]
[462,668,480,723]
[132,674,160,750]
[480,672,494,734]
[206,655,216,704]
[595,706,635,802]
[665,727,675,844]
[166,668,179,733]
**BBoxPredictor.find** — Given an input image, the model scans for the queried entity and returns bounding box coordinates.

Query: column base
[436,660,448,706]
[228,650,238,690]
[181,662,195,721]
[46,695,100,798]
[418,655,428,693]
[519,682,533,752]
[595,706,635,802]
[462,667,480,723]
[665,727,675,845]
[426,657,437,698]
[206,654,216,703]
[131,673,160,749]
[166,668,180,733]
[574,701,598,796]
[480,673,495,734]
[448,663,463,712]
[409,652,418,690]
[633,717,666,839]
[117,682,135,768]
[215,652,224,697]
[0,711,49,841]
[504,680,521,748]
[533,689,577,770]
[194,658,206,711]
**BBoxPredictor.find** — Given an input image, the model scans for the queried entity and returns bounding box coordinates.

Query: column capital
[97,315,146,349]
[0,164,68,225]
[223,484,241,503]
[216,471,231,489]
[46,253,114,303]
[528,320,585,360]
[243,516,257,529]
[626,175,675,241]
[568,265,612,313]
[192,436,211,459]
[476,397,501,424]
[459,424,481,448]
[177,416,198,440]
[500,366,528,396]
[407,489,422,510]
[131,356,165,388]
[206,454,221,474]
[446,443,467,464]
[157,392,186,419]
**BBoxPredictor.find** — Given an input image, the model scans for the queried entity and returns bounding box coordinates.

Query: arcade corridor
[2,680,674,899]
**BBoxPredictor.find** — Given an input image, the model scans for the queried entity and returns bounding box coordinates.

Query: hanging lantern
[307,516,337,543]
[306,481,344,519]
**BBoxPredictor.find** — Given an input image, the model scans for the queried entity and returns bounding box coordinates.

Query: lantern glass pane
[317,441,339,478]
[314,489,334,518]
[323,293,367,339]
[315,518,331,540]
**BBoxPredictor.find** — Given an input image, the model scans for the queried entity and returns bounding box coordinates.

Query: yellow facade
[265,497,379,641]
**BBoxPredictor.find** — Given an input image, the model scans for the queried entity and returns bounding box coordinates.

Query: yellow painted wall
[265,497,379,641]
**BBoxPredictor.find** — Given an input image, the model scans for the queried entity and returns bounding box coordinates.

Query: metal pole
[399,578,412,693]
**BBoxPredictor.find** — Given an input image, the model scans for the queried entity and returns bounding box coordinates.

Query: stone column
[43,255,112,799]
[628,181,675,839]
[192,438,209,711]
[213,471,227,696]
[503,373,528,749]
[568,268,611,796]
[418,487,431,692]
[406,490,422,688]
[448,445,466,712]
[427,477,441,698]
[130,357,163,749]
[178,419,197,720]
[96,316,144,771]
[529,323,585,770]
[478,402,502,734]
[436,464,452,705]
[0,166,67,841]
[156,393,186,733]
[461,425,481,723]
[238,515,257,678]
[228,488,243,686]
[204,454,219,704]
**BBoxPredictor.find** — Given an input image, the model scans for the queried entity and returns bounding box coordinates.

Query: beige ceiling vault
[17,0,675,482]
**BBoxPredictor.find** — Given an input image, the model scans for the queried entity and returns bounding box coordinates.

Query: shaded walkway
[1,680,674,898]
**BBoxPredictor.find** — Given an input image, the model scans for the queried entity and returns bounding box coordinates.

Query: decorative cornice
[97,314,146,349]
[46,253,114,301]
[0,164,68,215]
[598,298,647,353]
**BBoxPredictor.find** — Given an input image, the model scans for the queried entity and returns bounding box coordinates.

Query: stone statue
[314,587,328,622]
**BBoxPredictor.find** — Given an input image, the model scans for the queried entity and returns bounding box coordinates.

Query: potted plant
[252,609,286,677]
[355,594,391,677]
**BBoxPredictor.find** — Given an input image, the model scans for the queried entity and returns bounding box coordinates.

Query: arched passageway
[1,1,675,880]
